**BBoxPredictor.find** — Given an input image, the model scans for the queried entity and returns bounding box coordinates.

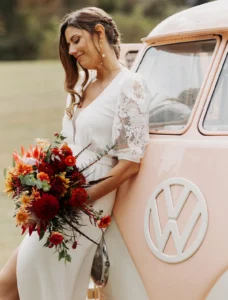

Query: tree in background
[0,0,211,60]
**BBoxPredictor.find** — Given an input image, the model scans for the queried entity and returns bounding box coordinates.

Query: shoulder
[119,68,149,100]
[120,68,147,91]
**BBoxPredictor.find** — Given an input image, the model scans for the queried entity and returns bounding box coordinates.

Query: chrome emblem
[144,178,208,263]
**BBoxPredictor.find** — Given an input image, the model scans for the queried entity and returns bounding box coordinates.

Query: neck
[95,51,121,81]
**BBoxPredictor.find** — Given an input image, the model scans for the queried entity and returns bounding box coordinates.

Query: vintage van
[119,43,141,69]
[88,1,228,300]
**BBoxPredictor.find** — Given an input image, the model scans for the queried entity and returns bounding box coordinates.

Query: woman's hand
[86,159,140,202]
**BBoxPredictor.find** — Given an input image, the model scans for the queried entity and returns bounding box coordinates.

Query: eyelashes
[73,38,80,44]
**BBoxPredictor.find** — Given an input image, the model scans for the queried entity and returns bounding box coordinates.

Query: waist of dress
[85,149,118,168]
[72,144,118,168]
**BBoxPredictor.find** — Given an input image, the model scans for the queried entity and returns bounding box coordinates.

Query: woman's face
[65,26,101,69]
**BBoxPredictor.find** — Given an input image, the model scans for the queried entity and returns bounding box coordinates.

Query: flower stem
[64,219,99,246]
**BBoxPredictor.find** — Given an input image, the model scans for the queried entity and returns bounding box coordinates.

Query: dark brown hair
[59,7,121,118]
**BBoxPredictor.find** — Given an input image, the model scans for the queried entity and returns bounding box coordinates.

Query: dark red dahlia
[69,188,88,207]
[32,193,59,221]
[50,177,66,197]
[71,171,86,185]
[38,162,55,177]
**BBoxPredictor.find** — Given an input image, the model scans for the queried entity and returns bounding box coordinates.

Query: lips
[76,54,83,61]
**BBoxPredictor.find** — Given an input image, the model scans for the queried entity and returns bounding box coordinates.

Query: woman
[0,7,150,300]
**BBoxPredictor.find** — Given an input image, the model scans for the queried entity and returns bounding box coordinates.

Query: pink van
[93,1,228,300]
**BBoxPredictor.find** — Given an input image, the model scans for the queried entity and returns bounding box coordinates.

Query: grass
[0,61,66,268]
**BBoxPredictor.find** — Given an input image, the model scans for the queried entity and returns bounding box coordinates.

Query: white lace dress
[16,67,150,300]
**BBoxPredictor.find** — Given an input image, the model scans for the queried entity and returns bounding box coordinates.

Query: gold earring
[99,39,105,58]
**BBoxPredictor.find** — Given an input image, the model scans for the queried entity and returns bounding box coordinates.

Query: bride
[0,7,150,300]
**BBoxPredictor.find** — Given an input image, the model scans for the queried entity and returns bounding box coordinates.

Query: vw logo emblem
[144,178,208,263]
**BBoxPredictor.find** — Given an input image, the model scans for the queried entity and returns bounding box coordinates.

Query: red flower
[50,177,66,197]
[97,215,112,229]
[32,193,59,221]
[49,232,64,245]
[61,144,73,156]
[52,148,60,156]
[38,162,55,177]
[69,188,88,207]
[65,156,76,166]
[72,241,78,249]
[71,171,86,185]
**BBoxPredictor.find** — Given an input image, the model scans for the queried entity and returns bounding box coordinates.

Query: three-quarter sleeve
[111,72,150,163]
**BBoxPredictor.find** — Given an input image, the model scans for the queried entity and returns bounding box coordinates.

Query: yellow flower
[20,193,33,207]
[4,169,14,196]
[16,208,29,226]
[54,173,70,197]
[58,172,70,189]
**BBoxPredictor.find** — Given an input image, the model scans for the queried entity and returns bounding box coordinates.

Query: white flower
[23,157,38,166]
[34,138,50,149]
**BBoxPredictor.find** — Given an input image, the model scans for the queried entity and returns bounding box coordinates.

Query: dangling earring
[99,38,106,58]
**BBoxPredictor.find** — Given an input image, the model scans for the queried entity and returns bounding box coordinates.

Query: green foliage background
[0,0,211,61]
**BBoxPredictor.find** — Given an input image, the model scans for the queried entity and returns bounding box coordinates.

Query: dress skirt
[17,148,117,300]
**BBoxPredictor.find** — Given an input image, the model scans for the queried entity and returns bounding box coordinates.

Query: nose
[68,44,77,56]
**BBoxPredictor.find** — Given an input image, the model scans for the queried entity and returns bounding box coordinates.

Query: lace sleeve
[111,72,150,163]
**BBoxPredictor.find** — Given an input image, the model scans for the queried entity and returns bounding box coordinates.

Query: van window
[203,53,228,131]
[137,40,216,131]
[125,51,138,69]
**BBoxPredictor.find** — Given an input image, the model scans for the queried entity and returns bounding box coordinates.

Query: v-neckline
[74,67,125,120]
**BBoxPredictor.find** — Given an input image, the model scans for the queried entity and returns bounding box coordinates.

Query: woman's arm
[86,160,140,201]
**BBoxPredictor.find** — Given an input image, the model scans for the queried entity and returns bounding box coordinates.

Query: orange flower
[37,172,50,183]
[65,156,76,166]
[97,215,112,229]
[16,208,29,226]
[32,188,41,200]
[49,232,64,245]
[15,162,33,176]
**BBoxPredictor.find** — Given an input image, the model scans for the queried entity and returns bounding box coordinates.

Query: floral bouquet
[4,133,112,263]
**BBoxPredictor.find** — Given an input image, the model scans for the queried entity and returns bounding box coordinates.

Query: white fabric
[17,67,150,300]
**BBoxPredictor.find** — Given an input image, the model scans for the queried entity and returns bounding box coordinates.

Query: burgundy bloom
[72,241,78,249]
[71,171,86,185]
[50,177,66,197]
[38,162,55,177]
[69,188,88,207]
[32,193,59,221]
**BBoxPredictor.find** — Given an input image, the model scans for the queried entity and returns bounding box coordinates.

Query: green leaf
[39,230,45,241]
[36,178,43,189]
[58,250,65,261]
[46,151,51,163]
[22,174,36,186]
[3,168,7,178]
[65,254,71,262]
